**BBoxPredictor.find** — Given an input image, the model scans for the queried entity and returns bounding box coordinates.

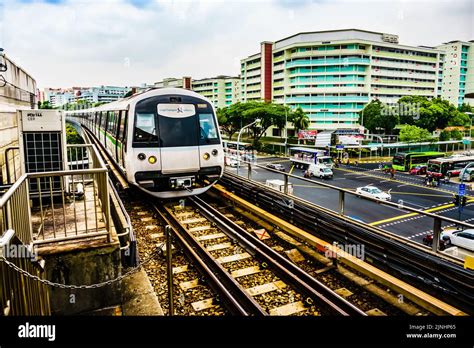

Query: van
[265,179,294,195]
[307,163,333,179]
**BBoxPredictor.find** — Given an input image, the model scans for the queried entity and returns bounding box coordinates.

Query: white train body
[67,88,224,198]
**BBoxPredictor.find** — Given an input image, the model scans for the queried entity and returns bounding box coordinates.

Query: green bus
[392,151,446,171]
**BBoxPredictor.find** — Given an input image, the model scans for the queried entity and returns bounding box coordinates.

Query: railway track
[123,194,229,315]
[156,195,366,316]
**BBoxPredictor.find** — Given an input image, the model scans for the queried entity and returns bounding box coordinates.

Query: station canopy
[289,147,326,154]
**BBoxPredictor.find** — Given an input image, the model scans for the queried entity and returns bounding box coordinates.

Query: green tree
[439,130,451,141]
[289,106,310,134]
[242,102,287,145]
[397,96,465,132]
[458,103,473,113]
[66,124,84,144]
[39,101,53,109]
[217,102,251,140]
[359,99,399,134]
[399,124,431,142]
[450,129,463,140]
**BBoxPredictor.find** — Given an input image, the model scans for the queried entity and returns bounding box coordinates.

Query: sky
[0,0,473,89]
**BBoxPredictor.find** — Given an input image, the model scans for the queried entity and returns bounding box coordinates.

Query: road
[226,156,474,249]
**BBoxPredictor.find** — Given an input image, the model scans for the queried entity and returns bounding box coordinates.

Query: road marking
[369,200,474,226]
[397,184,409,188]
[289,165,295,175]
[333,178,346,180]
[389,192,453,198]
[292,184,332,189]
[335,167,469,197]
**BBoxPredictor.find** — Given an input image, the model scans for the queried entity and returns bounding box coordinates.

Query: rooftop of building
[193,75,240,82]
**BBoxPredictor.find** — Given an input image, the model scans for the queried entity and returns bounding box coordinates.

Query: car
[226,157,239,167]
[355,185,391,201]
[440,228,474,251]
[266,163,286,171]
[241,153,257,162]
[409,165,427,175]
[460,167,474,182]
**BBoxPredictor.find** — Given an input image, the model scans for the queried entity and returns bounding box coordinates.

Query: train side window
[101,111,107,130]
[114,111,120,137]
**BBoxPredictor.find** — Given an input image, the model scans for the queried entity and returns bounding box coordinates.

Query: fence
[0,230,51,315]
[0,143,112,315]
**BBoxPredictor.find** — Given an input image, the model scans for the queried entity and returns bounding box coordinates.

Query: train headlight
[203,153,210,160]
[212,149,218,156]
[148,156,157,164]
[138,153,146,161]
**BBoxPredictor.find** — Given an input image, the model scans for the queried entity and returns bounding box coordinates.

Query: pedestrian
[390,168,395,179]
[378,162,383,170]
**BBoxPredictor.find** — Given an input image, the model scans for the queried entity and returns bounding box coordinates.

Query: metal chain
[0,243,164,289]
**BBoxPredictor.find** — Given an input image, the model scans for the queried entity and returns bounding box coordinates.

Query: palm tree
[290,107,310,135]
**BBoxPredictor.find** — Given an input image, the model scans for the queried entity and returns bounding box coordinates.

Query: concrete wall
[0,54,36,184]
[39,240,122,315]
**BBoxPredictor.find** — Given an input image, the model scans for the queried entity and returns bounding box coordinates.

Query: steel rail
[190,195,366,316]
[153,202,267,316]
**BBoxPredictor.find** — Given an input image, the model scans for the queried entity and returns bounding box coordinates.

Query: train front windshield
[133,96,220,147]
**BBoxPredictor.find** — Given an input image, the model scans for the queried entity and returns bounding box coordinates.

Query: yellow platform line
[369,200,474,226]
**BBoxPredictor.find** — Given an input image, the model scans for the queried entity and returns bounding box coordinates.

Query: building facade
[44,86,132,107]
[192,76,240,108]
[241,29,444,131]
[436,41,474,106]
[152,76,240,109]
[0,53,37,183]
[154,77,192,89]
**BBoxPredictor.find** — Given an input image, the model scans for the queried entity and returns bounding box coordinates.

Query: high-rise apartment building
[192,76,240,108]
[241,29,444,131]
[436,40,474,106]
[153,76,240,109]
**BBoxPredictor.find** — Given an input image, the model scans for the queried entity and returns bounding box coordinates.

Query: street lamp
[237,118,261,176]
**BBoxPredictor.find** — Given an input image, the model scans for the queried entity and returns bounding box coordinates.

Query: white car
[441,229,474,251]
[226,157,239,167]
[355,186,391,201]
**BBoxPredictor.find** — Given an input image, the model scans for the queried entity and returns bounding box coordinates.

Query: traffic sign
[336,144,344,150]
[459,184,466,196]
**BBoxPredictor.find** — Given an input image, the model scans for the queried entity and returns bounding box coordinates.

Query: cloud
[1,0,472,88]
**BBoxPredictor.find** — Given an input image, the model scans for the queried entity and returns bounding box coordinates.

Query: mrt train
[67,88,224,198]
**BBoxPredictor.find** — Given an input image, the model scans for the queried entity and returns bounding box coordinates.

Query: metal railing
[1,230,51,315]
[0,144,111,246]
[227,158,474,262]
[3,146,19,185]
